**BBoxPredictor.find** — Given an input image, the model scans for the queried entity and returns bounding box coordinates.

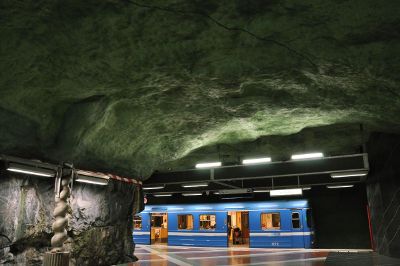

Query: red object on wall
[366,204,375,250]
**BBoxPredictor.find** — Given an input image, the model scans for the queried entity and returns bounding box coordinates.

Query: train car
[133,200,314,248]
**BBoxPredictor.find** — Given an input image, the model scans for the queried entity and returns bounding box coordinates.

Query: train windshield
[133,215,142,230]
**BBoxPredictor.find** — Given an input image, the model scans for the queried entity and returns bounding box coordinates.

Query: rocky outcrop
[0,171,142,265]
[0,0,399,177]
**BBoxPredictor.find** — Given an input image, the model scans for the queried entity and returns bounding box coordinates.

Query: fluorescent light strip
[242,157,271,165]
[331,171,368,178]
[182,193,202,196]
[195,162,221,168]
[153,194,172,197]
[181,183,208,188]
[270,188,303,197]
[291,152,324,160]
[7,167,54,177]
[327,185,354,189]
[75,178,108,186]
[302,187,312,190]
[143,186,165,190]
[253,189,270,193]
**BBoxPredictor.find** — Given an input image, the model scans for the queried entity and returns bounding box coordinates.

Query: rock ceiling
[0,0,399,178]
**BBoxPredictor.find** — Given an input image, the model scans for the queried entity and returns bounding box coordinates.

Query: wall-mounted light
[195,162,221,168]
[326,185,354,189]
[75,170,109,186]
[182,193,202,196]
[153,193,173,197]
[143,185,165,190]
[7,163,55,177]
[242,157,272,165]
[330,171,368,178]
[270,188,303,197]
[181,182,208,188]
[291,152,324,160]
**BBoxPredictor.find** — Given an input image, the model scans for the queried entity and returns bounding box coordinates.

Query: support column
[43,168,71,266]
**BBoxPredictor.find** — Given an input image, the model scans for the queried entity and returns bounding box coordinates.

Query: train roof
[141,200,309,213]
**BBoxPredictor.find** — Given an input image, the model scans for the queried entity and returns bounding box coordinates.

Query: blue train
[133,200,314,248]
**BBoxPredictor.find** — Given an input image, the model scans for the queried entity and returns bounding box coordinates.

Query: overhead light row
[5,162,111,186]
[143,183,209,190]
[195,152,324,169]
[330,171,368,178]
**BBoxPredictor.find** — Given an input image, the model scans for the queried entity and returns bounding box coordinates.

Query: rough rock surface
[0,172,139,265]
[0,0,399,177]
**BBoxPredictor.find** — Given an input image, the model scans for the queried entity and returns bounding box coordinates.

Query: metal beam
[146,153,368,185]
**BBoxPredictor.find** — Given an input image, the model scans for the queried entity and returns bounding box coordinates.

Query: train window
[306,209,314,228]
[178,215,193,230]
[292,212,301,229]
[261,213,281,230]
[133,215,142,230]
[199,214,216,230]
[151,215,163,227]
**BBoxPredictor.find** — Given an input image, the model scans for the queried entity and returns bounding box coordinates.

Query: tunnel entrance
[150,213,168,244]
[228,211,249,247]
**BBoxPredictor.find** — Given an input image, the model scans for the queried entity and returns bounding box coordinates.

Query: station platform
[117,245,395,266]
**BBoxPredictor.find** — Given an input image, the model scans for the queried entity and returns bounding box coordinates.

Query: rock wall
[0,170,143,265]
[366,133,400,258]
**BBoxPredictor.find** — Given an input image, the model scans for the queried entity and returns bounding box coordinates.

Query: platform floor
[120,245,380,266]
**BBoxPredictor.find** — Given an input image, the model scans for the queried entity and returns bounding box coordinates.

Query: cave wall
[366,133,400,258]
[0,170,142,265]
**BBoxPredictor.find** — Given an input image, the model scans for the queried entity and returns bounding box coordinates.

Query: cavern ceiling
[0,0,399,178]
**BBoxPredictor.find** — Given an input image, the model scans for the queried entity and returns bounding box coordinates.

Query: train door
[290,209,304,247]
[150,213,168,245]
[133,213,151,245]
[227,211,249,247]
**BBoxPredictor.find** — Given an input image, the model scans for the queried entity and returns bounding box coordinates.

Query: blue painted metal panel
[141,200,309,213]
[167,211,228,247]
[133,213,151,245]
[169,235,227,247]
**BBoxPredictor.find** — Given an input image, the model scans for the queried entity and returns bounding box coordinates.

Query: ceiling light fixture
[291,152,324,160]
[242,157,272,165]
[302,187,312,190]
[143,185,165,190]
[74,170,110,186]
[330,171,368,178]
[75,175,109,186]
[182,193,202,196]
[195,162,222,168]
[326,185,354,189]
[181,182,208,188]
[253,189,270,193]
[270,188,303,197]
[7,163,55,178]
[153,194,173,197]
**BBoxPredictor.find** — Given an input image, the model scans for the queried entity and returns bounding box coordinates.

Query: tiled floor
[121,245,375,266]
